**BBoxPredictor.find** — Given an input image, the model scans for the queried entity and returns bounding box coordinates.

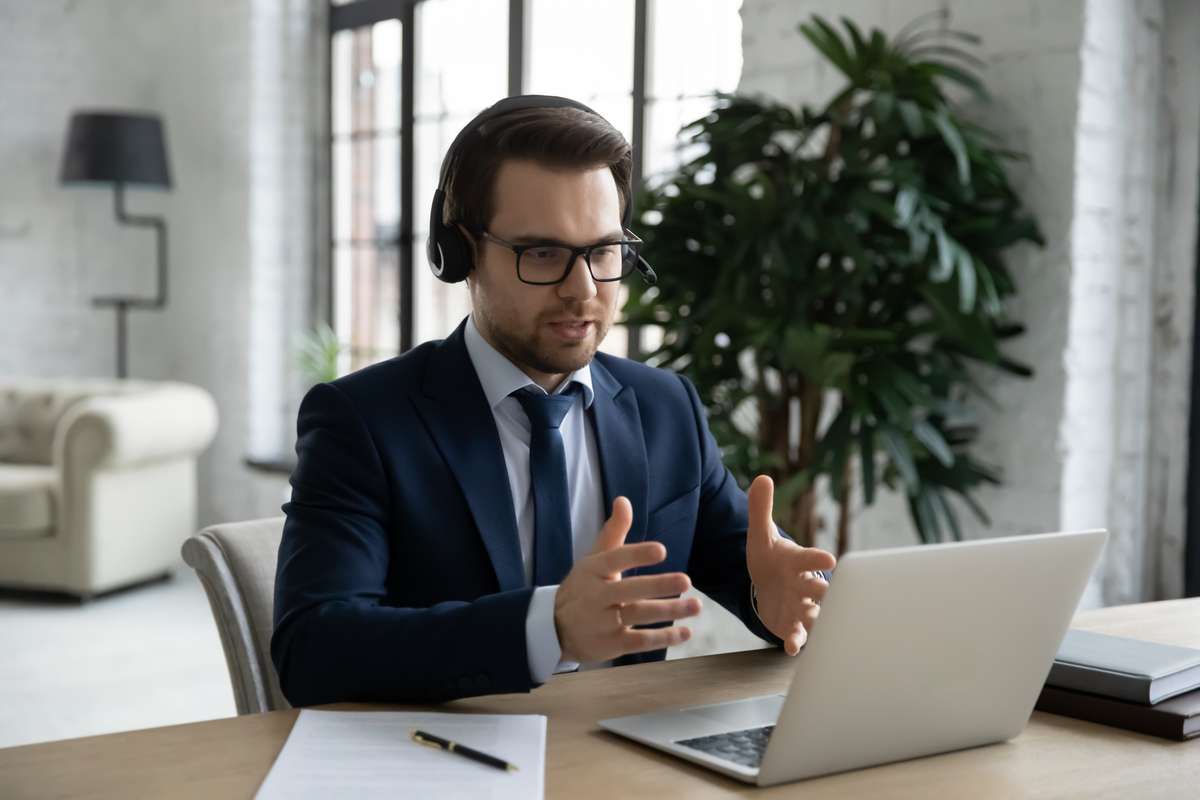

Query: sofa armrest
[55,383,219,470]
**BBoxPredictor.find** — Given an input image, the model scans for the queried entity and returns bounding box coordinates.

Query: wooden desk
[3,598,1198,799]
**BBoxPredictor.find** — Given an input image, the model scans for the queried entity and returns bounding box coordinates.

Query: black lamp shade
[59,111,172,188]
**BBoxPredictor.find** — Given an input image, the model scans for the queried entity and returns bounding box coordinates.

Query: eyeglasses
[476,229,644,286]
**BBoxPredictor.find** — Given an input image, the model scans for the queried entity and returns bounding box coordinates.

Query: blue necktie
[514,386,576,586]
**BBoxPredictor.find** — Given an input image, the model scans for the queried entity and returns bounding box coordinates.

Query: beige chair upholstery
[0,378,217,597]
[182,516,290,715]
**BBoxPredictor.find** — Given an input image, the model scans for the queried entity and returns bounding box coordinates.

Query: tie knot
[514,385,575,430]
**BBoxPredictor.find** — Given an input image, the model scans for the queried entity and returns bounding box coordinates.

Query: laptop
[599,529,1107,786]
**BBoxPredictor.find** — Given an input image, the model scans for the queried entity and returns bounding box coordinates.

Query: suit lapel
[410,321,525,592]
[589,357,649,545]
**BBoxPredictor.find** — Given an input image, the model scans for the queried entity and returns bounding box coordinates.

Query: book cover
[1035,684,1200,741]
[1046,630,1200,704]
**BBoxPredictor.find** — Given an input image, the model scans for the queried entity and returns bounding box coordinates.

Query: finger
[798,602,820,630]
[591,496,633,555]
[605,572,691,604]
[795,573,829,603]
[747,475,777,554]
[784,546,837,575]
[593,541,668,576]
[784,626,808,656]
[618,625,692,655]
[618,596,702,627]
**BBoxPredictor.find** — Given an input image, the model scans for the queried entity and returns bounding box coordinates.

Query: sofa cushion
[0,464,57,536]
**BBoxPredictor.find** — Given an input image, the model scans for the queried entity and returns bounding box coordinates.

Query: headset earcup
[427,188,473,283]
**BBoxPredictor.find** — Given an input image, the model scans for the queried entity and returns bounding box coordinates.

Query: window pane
[332,23,402,137]
[415,0,507,118]
[528,0,634,123]
[331,31,352,136]
[371,19,403,133]
[330,17,405,365]
[332,134,401,244]
[414,116,477,345]
[333,244,400,371]
[648,0,742,100]
[410,1,507,346]
[373,133,400,237]
[643,96,713,182]
[332,138,351,241]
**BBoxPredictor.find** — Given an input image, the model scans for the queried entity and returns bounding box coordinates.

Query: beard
[480,305,611,378]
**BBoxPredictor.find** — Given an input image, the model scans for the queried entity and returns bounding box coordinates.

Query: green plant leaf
[898,100,925,136]
[932,108,970,184]
[913,418,955,467]
[880,425,919,490]
[860,425,877,504]
[928,487,963,541]
[956,248,978,312]
[933,227,957,282]
[799,17,856,79]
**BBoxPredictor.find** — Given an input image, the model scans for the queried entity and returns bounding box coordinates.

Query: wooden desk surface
[3,598,1198,799]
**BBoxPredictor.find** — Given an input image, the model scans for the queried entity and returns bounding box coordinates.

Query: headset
[426,94,657,286]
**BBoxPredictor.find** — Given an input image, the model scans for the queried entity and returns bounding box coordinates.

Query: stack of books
[1036,630,1200,741]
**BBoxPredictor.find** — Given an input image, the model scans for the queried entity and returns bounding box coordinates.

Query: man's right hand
[553,496,701,663]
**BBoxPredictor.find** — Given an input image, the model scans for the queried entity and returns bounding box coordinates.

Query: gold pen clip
[410,730,443,751]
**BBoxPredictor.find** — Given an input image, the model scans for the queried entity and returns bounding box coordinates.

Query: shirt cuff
[525,584,581,683]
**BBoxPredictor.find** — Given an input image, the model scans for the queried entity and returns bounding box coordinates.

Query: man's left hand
[746,474,837,656]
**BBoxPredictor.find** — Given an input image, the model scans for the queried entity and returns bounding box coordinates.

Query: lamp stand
[92,182,169,378]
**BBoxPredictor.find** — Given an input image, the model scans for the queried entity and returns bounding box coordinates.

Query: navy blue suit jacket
[271,319,785,706]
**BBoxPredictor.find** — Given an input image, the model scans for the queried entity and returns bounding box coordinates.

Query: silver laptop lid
[756,529,1106,785]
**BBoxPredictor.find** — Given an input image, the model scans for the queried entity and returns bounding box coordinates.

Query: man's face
[467,159,623,389]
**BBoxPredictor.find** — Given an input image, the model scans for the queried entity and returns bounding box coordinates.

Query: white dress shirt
[463,314,606,682]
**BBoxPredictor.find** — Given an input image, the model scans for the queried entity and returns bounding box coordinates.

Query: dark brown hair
[442,105,633,234]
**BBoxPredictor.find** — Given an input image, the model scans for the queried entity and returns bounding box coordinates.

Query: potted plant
[624,14,1043,554]
[296,323,344,386]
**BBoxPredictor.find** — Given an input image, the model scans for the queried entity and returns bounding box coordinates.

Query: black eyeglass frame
[475,229,645,286]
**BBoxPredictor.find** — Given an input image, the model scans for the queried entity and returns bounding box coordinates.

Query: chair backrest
[182,516,289,715]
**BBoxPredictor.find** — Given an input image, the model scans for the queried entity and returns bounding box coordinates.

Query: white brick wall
[0,0,322,530]
[736,0,1200,605]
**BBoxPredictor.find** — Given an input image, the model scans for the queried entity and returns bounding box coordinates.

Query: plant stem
[836,455,852,557]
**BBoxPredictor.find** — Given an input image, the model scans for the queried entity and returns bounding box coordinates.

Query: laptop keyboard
[676,724,775,768]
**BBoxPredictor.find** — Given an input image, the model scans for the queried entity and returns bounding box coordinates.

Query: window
[327,0,742,368]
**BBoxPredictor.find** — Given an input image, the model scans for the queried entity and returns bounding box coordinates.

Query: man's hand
[554,497,701,663]
[746,475,837,656]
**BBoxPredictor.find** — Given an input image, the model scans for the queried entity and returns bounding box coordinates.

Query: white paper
[255,710,546,800]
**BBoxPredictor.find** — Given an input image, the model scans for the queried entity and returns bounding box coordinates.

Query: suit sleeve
[677,374,829,648]
[271,382,537,706]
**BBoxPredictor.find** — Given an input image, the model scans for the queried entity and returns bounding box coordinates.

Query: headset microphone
[636,255,658,285]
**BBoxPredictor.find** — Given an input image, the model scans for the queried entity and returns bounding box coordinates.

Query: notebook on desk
[255,710,546,799]
[599,529,1107,787]
[1046,630,1200,704]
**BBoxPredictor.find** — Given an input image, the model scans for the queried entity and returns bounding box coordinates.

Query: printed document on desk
[255,710,547,799]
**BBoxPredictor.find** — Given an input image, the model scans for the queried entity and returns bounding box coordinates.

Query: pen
[411,729,519,772]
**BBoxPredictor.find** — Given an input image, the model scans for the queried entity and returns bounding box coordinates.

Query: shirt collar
[464,314,595,411]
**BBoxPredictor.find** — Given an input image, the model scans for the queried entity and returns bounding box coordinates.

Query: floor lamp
[59,111,172,379]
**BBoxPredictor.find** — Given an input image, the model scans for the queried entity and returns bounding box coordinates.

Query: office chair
[182,516,289,715]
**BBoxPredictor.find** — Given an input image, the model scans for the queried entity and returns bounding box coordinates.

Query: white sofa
[0,379,218,598]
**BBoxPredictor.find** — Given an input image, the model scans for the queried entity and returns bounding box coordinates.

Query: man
[272,96,837,707]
